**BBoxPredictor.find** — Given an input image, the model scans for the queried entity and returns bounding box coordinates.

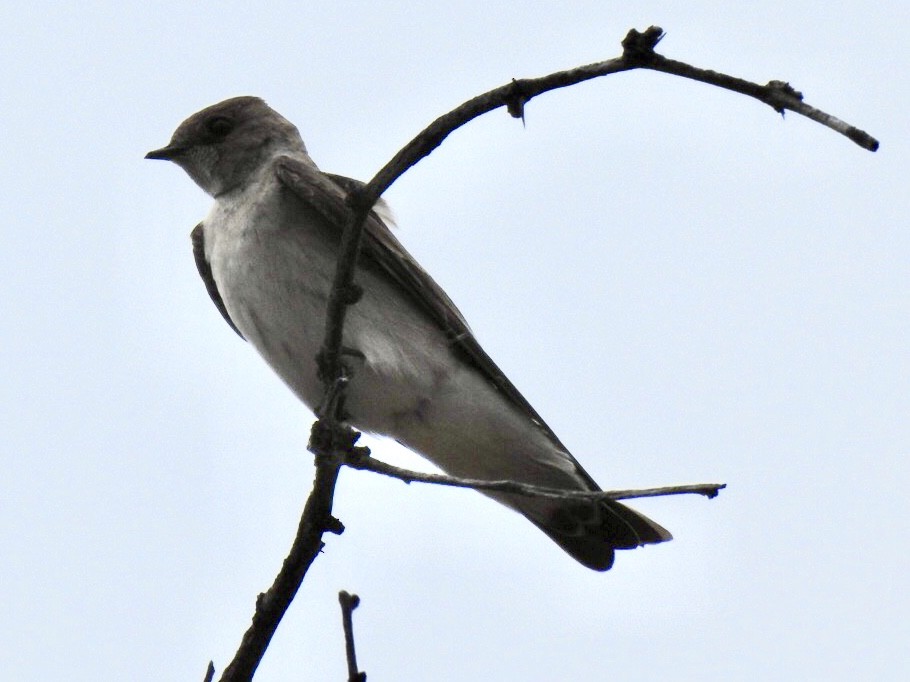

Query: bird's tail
[522,497,672,571]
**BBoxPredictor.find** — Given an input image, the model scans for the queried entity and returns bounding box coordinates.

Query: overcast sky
[2,2,907,680]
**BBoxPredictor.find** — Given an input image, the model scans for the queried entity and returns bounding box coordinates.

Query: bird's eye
[206,116,234,139]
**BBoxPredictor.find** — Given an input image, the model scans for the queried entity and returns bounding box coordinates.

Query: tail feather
[528,499,672,572]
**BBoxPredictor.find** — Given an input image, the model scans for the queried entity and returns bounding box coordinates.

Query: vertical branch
[338,591,367,682]
[217,455,344,682]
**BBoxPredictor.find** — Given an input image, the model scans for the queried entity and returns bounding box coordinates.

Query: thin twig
[645,59,879,150]
[338,591,367,682]
[203,662,215,682]
[344,451,725,501]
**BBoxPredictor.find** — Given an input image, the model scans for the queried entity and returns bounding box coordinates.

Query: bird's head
[145,96,306,197]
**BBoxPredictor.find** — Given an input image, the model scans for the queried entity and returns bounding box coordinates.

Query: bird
[145,96,671,570]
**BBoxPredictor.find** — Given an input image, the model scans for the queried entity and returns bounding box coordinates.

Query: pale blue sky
[2,2,907,680]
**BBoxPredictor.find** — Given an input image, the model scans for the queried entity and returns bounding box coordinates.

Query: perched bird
[146,96,671,570]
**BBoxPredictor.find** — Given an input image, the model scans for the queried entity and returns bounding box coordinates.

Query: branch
[343,450,725,501]
[338,591,367,682]
[317,25,879,402]
[213,26,874,679]
[215,426,351,682]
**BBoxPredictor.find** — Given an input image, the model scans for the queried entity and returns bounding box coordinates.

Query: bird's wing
[190,222,245,340]
[274,156,575,458]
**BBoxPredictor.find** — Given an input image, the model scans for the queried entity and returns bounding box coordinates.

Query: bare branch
[317,25,879,406]
[338,591,367,682]
[215,26,870,678]
[217,447,345,682]
[618,27,879,150]
[344,450,725,501]
[203,661,215,682]
[642,64,879,151]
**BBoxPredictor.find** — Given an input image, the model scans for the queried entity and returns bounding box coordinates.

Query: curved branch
[643,61,879,151]
[318,26,879,398]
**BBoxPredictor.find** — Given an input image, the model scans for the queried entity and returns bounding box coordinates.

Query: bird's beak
[145,144,184,161]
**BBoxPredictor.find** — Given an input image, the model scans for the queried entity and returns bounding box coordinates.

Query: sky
[1,2,907,680]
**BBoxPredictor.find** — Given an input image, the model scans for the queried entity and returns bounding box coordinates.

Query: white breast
[203,170,335,410]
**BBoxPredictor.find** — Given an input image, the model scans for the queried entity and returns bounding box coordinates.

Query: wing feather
[275,157,573,457]
[191,222,245,339]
